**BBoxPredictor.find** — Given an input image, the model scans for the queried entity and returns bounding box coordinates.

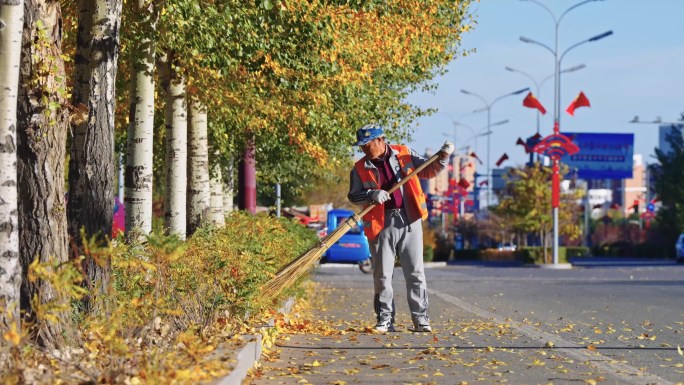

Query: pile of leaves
[1,212,319,384]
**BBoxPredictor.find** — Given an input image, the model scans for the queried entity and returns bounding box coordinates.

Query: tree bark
[209,152,224,227]
[159,51,187,239]
[0,0,24,329]
[125,0,156,242]
[186,99,209,235]
[16,0,71,348]
[67,0,122,305]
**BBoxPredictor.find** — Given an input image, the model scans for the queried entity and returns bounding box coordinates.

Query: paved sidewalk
[244,266,667,385]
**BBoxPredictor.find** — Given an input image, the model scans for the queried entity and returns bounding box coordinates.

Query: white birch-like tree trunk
[68,0,122,304]
[209,152,224,227]
[0,0,23,329]
[125,0,156,241]
[186,99,210,235]
[159,52,187,239]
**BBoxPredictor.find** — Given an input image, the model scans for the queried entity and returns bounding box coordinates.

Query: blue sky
[405,0,684,168]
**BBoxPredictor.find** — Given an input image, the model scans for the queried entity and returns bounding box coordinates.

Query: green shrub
[423,244,434,262]
[515,246,569,264]
[453,249,480,260]
[480,249,521,262]
[565,246,591,258]
[592,241,668,258]
[433,230,453,262]
[633,242,669,258]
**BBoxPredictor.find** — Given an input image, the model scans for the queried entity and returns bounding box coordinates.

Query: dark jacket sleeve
[348,166,372,206]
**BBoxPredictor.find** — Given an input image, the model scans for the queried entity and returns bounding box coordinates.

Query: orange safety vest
[354,144,428,240]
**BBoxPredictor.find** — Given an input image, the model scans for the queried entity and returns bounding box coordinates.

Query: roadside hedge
[1,211,319,384]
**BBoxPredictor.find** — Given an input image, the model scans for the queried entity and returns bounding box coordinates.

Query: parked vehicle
[675,233,684,263]
[497,243,517,252]
[321,209,372,273]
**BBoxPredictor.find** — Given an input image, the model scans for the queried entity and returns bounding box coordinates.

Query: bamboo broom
[261,151,444,301]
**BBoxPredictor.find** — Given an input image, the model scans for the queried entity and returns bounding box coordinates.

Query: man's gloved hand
[371,189,391,204]
[439,141,454,158]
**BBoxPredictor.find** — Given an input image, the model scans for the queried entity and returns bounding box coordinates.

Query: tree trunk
[0,0,24,330]
[159,52,187,239]
[125,0,156,242]
[16,0,71,348]
[67,0,122,306]
[209,152,224,227]
[186,99,209,235]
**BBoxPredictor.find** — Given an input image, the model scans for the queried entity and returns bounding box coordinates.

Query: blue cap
[354,124,384,146]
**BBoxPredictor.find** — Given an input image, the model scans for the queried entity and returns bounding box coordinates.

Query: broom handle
[356,151,443,219]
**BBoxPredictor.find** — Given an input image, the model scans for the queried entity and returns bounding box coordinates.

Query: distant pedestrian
[348,124,453,332]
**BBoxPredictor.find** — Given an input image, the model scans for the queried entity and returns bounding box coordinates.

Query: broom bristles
[261,215,360,300]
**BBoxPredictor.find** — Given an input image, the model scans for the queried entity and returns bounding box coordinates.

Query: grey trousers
[370,208,429,326]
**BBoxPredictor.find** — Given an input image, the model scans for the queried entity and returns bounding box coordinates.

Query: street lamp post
[519,0,612,266]
[460,88,529,209]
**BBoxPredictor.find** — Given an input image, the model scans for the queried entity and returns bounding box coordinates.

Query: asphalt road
[248,262,684,385]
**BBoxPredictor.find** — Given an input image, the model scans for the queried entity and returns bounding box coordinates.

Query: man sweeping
[348,124,453,332]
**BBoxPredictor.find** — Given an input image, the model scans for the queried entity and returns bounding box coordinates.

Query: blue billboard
[561,132,634,179]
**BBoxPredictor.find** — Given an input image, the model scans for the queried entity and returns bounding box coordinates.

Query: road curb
[319,261,447,269]
[214,334,262,385]
[214,297,296,385]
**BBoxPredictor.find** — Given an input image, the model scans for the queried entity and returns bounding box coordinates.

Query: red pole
[453,193,459,223]
[551,120,560,208]
[552,160,560,208]
[238,139,257,214]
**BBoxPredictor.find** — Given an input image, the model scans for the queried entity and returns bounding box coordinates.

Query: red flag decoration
[522,92,547,114]
[566,91,591,116]
[458,178,470,189]
[470,152,483,165]
[496,153,509,167]
[516,137,530,153]
[478,180,488,187]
